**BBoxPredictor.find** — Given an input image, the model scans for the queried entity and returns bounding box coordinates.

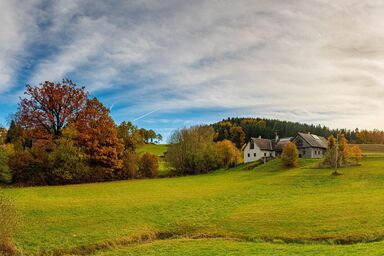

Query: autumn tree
[350,145,362,165]
[328,135,336,149]
[281,141,299,168]
[18,80,88,140]
[229,126,245,148]
[76,98,123,170]
[119,151,138,179]
[117,121,144,151]
[217,140,242,168]
[338,133,350,165]
[139,153,159,178]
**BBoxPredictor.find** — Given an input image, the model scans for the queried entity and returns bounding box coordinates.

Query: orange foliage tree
[76,98,124,170]
[18,80,88,140]
[216,139,242,168]
[350,145,362,165]
[281,141,299,168]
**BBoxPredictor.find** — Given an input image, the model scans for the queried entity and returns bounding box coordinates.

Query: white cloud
[2,0,384,130]
[0,0,41,92]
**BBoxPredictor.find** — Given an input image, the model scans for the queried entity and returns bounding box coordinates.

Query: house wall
[243,142,275,163]
[292,136,325,158]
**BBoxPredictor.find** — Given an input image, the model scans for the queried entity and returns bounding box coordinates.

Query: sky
[0,0,384,140]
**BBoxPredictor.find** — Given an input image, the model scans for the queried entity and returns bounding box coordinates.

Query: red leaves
[76,98,124,169]
[18,79,88,140]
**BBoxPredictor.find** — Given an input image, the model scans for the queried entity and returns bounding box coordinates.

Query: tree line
[0,80,161,185]
[211,117,384,148]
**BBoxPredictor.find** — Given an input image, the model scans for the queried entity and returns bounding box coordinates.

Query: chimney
[275,131,279,141]
[258,135,261,139]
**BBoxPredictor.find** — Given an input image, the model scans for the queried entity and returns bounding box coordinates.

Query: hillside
[3,150,384,255]
[137,144,169,157]
[211,117,360,143]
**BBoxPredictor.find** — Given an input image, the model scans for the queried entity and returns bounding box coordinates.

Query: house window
[303,150,306,155]
[248,153,250,157]
[270,152,272,156]
[254,153,256,157]
[264,152,266,156]
[250,142,254,149]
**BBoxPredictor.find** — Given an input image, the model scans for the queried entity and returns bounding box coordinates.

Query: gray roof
[251,137,274,151]
[275,137,293,151]
[296,132,328,149]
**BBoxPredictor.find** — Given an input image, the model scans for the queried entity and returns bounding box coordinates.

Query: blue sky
[1,1,384,140]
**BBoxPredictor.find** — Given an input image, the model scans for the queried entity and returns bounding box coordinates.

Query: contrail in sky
[133,109,160,122]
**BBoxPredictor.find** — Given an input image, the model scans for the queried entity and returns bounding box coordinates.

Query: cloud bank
[0,0,384,137]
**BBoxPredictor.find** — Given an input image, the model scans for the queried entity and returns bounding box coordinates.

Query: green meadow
[2,145,384,255]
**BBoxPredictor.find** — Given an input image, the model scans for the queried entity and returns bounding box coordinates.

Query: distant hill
[211,117,358,145]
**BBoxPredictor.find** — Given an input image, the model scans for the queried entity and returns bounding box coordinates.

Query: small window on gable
[254,153,256,157]
[250,142,254,149]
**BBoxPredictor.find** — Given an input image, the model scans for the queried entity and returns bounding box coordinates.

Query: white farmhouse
[243,132,328,163]
[243,136,275,163]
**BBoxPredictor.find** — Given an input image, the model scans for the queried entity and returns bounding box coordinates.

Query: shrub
[139,153,159,178]
[216,140,242,168]
[281,141,299,168]
[0,195,18,255]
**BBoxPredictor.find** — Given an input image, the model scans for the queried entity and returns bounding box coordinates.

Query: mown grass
[94,238,384,256]
[2,154,384,255]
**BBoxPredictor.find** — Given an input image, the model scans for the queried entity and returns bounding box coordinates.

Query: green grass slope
[3,155,384,255]
[137,144,168,157]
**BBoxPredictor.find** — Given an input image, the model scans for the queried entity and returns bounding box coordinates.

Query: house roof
[251,137,274,151]
[275,137,293,151]
[296,132,328,149]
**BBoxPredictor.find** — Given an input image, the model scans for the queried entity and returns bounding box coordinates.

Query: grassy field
[2,147,384,255]
[137,144,169,157]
